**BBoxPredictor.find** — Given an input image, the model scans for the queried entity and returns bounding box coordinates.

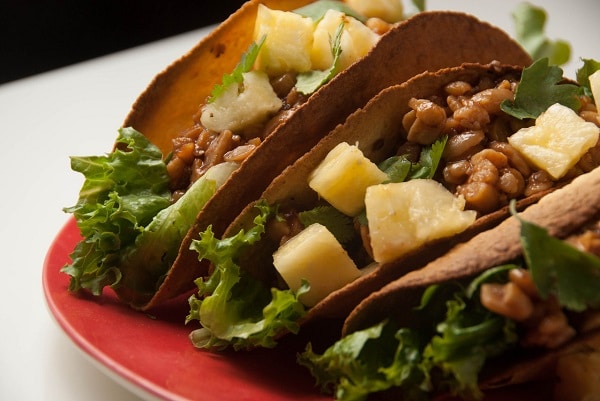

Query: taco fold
[185,58,600,351]
[298,164,600,401]
[61,1,533,311]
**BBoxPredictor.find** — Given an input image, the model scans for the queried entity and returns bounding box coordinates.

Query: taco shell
[130,6,532,310]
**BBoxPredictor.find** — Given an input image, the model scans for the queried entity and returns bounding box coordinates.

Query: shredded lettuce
[186,201,308,350]
[62,128,171,295]
[500,58,583,119]
[299,214,600,400]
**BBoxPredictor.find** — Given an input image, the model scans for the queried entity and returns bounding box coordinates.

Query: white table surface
[1,1,598,400]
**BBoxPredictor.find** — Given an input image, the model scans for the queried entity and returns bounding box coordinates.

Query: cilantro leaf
[409,136,447,179]
[576,58,600,99]
[379,156,412,183]
[296,21,344,95]
[379,136,447,182]
[294,0,366,22]
[500,58,582,119]
[208,36,265,102]
[299,205,356,244]
[518,217,600,312]
[512,3,570,66]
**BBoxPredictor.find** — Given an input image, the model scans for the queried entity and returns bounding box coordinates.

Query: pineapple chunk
[508,103,600,179]
[345,0,404,23]
[308,142,388,217]
[200,70,282,132]
[253,4,314,76]
[365,180,476,264]
[272,223,361,307]
[590,70,600,106]
[311,9,380,71]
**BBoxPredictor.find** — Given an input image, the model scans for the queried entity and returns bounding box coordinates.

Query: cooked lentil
[401,74,600,215]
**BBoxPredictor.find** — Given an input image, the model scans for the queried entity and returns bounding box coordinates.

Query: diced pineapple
[589,70,600,106]
[345,0,404,23]
[508,103,600,179]
[200,70,283,132]
[272,223,361,307]
[253,4,314,76]
[308,142,388,217]
[311,9,380,71]
[365,179,477,264]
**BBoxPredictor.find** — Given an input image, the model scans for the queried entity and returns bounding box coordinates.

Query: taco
[185,59,600,351]
[297,165,600,401]
[108,3,533,311]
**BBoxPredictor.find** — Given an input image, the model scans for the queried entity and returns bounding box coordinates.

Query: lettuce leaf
[299,213,600,400]
[117,162,239,297]
[186,201,307,350]
[62,127,171,295]
[63,129,236,299]
[299,263,517,401]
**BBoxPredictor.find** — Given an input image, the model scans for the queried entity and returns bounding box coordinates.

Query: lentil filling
[164,17,396,203]
[269,73,600,254]
[481,221,600,350]
[403,74,600,215]
[166,73,309,202]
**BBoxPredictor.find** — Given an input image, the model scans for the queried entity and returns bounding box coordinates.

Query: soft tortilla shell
[138,10,532,310]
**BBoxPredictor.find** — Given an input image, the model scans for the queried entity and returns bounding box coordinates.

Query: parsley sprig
[500,58,582,120]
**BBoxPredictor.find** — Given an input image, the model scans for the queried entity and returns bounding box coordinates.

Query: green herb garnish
[512,2,570,66]
[294,0,366,22]
[500,58,582,119]
[576,58,600,99]
[208,36,265,102]
[296,21,344,95]
[379,136,447,182]
[299,205,355,244]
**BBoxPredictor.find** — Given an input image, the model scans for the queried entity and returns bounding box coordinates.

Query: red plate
[43,218,554,401]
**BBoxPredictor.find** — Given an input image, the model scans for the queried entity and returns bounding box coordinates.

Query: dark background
[0,1,246,84]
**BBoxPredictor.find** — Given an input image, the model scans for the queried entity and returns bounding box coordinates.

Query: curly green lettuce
[299,215,600,400]
[62,127,171,294]
[63,127,237,299]
[186,201,308,350]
